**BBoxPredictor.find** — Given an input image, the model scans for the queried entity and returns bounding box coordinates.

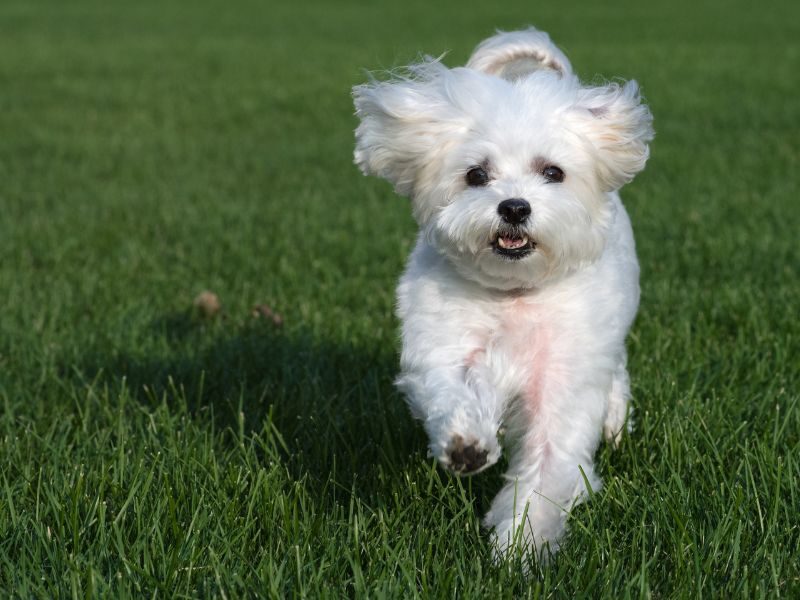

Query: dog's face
[354,32,653,289]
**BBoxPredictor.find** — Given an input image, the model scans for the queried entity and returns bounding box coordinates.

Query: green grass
[1,0,798,596]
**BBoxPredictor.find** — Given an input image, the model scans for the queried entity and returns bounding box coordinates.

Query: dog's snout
[497,198,531,224]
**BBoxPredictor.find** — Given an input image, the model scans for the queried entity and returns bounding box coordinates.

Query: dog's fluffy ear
[466,27,572,80]
[569,80,654,191]
[353,60,464,197]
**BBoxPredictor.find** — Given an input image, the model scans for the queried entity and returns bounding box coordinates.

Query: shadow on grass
[66,308,448,499]
[63,308,513,523]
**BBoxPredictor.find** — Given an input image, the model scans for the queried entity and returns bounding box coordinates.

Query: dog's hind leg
[603,354,633,448]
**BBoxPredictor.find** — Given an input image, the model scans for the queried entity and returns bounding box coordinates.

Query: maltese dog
[353,27,653,559]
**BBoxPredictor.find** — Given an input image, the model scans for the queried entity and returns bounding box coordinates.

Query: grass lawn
[1,0,798,596]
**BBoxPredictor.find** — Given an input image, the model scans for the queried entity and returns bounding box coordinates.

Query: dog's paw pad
[447,435,489,475]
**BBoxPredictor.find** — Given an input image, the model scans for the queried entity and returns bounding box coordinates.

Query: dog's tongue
[498,235,528,250]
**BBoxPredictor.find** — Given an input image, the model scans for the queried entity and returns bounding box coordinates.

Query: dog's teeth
[497,235,528,250]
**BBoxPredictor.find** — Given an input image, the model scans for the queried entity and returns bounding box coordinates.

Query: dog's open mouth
[492,230,535,259]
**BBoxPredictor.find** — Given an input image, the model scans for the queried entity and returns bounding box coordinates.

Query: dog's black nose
[497,198,531,224]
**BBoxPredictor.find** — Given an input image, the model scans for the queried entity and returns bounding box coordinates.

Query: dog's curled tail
[466,27,572,80]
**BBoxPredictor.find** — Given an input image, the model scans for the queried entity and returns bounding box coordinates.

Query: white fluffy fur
[353,27,653,560]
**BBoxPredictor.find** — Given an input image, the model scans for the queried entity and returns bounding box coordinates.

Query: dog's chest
[482,296,563,409]
[484,297,553,373]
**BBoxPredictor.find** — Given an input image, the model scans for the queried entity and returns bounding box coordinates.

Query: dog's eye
[542,165,565,183]
[466,166,490,187]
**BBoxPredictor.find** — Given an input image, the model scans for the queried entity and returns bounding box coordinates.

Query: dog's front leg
[398,358,505,475]
[484,380,608,560]
[394,248,509,475]
[397,343,506,475]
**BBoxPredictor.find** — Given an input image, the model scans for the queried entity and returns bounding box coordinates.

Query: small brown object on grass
[193,290,222,318]
[251,304,283,327]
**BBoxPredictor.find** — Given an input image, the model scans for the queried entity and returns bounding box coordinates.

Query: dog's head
[353,28,653,290]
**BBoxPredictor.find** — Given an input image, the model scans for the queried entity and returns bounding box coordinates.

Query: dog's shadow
[68,309,497,503]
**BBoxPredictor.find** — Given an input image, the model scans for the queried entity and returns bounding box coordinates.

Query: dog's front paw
[433,430,501,476]
[445,435,490,474]
[424,410,502,475]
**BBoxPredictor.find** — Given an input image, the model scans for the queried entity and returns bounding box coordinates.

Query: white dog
[353,27,653,559]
